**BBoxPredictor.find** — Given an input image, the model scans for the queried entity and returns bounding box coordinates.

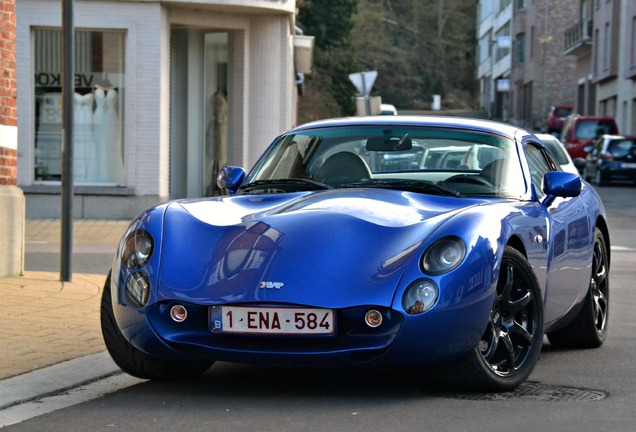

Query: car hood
[156,188,478,308]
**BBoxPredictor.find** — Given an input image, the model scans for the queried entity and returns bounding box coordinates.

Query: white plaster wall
[16,0,296,217]
[247,15,294,168]
[16,0,166,198]
[168,7,295,169]
[153,0,294,14]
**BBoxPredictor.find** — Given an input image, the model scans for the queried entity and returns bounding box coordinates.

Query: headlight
[121,230,154,269]
[421,236,466,275]
[403,279,439,315]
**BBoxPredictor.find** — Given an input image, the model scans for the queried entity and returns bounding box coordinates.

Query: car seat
[317,152,372,180]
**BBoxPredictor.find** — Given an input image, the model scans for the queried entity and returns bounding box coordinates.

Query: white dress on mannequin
[92,87,107,182]
[92,86,125,184]
[73,92,95,182]
[103,89,126,184]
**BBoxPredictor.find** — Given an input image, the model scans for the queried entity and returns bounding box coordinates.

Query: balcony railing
[564,19,593,56]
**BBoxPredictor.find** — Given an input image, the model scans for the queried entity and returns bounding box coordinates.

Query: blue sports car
[101,116,610,391]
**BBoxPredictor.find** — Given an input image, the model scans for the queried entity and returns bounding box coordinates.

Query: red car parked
[560,115,619,160]
[545,105,574,135]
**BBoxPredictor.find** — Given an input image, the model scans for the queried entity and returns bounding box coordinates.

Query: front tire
[438,247,544,392]
[547,228,609,348]
[100,271,214,380]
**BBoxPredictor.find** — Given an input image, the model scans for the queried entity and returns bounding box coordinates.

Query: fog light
[364,309,383,328]
[170,305,188,322]
[125,272,150,307]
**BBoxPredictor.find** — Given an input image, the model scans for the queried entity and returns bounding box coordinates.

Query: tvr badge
[260,281,284,289]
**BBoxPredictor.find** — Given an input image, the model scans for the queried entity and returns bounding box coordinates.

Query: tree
[297,0,359,123]
[296,0,479,121]
[351,0,478,110]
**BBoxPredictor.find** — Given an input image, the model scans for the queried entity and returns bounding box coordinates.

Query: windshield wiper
[239,178,332,193]
[341,180,464,197]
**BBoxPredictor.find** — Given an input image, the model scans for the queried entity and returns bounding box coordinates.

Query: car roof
[600,134,626,140]
[568,115,617,122]
[534,133,561,141]
[288,116,529,141]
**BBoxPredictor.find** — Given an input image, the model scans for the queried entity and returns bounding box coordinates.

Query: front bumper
[114,293,492,367]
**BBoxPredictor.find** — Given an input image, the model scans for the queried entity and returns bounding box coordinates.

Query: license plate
[211,306,334,335]
[620,163,636,168]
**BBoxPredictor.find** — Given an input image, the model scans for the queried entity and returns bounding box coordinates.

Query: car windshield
[607,139,636,157]
[244,125,526,198]
[576,120,618,139]
[553,107,572,117]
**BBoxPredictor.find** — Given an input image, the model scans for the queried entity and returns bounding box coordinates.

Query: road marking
[611,246,635,251]
[0,374,144,428]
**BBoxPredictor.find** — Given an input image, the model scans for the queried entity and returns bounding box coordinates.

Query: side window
[524,143,555,199]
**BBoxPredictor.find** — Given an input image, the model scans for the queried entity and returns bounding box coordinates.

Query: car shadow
[149,363,428,400]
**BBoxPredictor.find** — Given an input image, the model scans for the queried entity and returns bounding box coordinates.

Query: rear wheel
[100,272,214,380]
[437,247,544,392]
[547,228,609,348]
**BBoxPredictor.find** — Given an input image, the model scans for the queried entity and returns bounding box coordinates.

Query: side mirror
[217,166,246,194]
[543,171,582,199]
[583,145,593,153]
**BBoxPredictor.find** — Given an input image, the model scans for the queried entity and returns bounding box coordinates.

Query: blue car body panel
[108,116,609,368]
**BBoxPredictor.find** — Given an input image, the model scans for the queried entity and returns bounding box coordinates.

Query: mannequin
[74,92,95,182]
[104,88,126,184]
[91,86,107,182]
[206,88,228,195]
[93,84,125,184]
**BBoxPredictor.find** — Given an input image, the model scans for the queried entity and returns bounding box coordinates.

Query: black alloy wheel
[437,247,543,392]
[590,233,610,339]
[478,248,543,379]
[547,228,609,348]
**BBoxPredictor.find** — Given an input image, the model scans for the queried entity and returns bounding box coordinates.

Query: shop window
[33,29,126,184]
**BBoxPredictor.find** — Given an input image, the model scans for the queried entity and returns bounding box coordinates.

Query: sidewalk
[0,219,130,381]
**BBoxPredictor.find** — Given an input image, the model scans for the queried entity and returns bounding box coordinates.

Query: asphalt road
[8,184,636,432]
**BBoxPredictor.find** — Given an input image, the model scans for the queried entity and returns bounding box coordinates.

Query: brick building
[0,0,24,277]
[509,0,578,130]
[480,0,636,134]
[563,0,636,134]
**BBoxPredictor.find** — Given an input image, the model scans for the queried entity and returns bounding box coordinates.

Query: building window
[603,22,610,72]
[498,0,512,13]
[631,17,636,68]
[33,29,126,184]
[515,33,526,64]
[530,26,534,60]
[594,28,599,75]
[495,24,511,62]
[516,0,527,10]
[632,99,636,135]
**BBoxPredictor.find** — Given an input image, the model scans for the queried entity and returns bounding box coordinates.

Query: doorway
[170,29,229,199]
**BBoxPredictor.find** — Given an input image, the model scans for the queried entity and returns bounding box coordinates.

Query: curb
[0,352,120,410]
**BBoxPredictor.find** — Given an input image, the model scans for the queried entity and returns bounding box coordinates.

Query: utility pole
[60,0,74,282]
